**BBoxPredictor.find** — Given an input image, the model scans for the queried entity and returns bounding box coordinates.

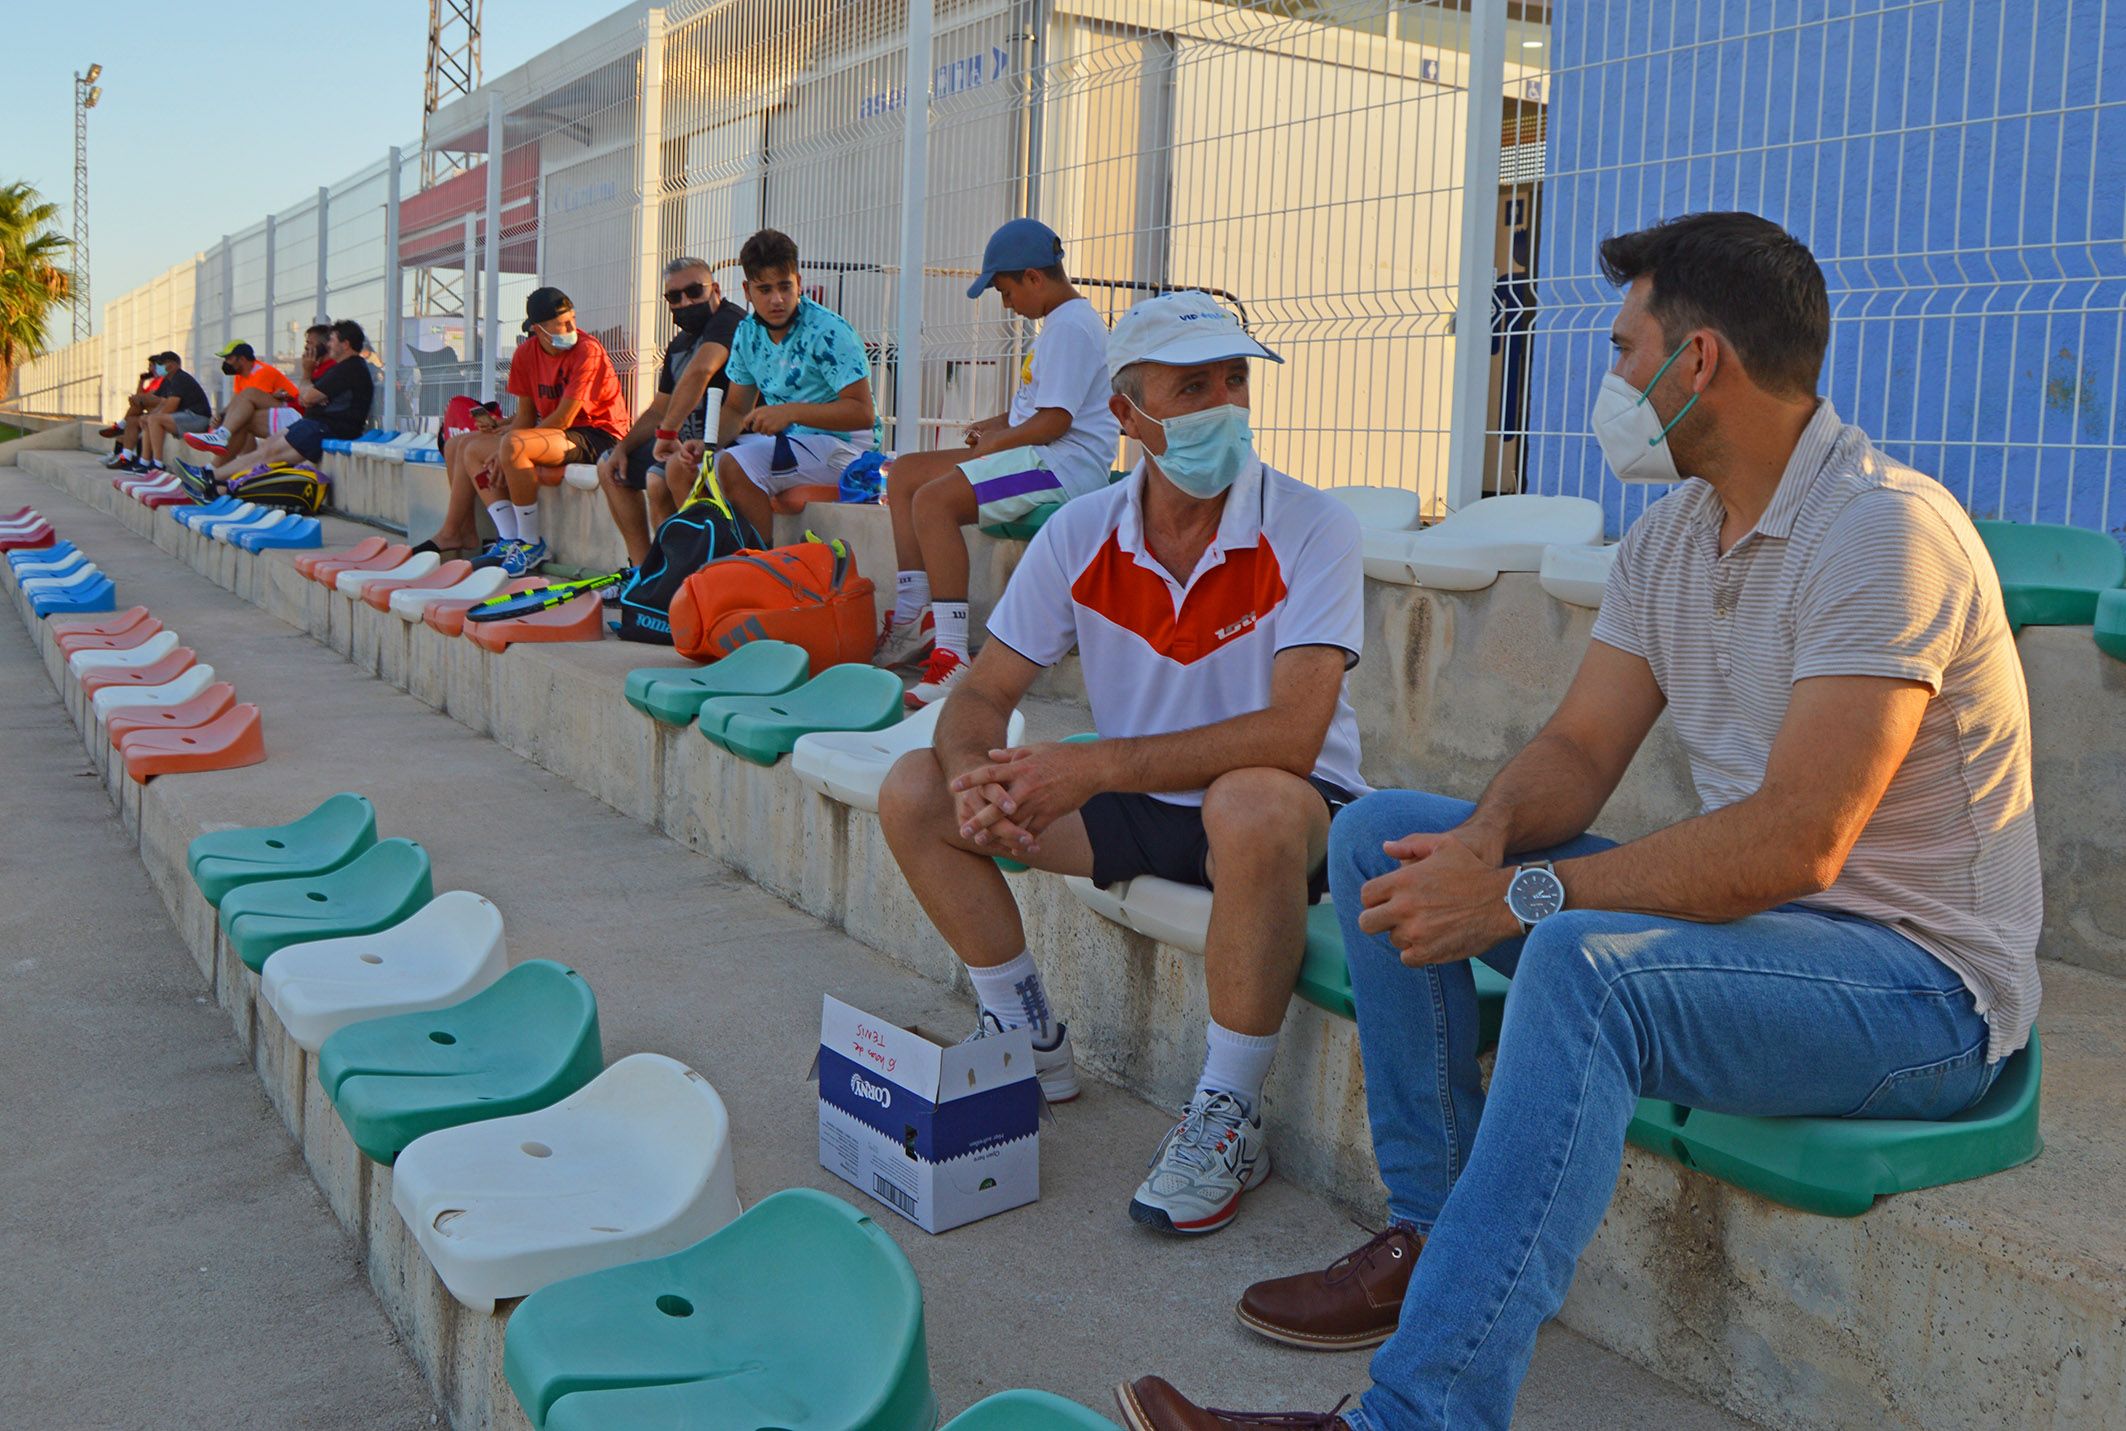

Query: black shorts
[284,418,331,464]
[611,441,666,492]
[561,426,620,466]
[1079,776,1358,905]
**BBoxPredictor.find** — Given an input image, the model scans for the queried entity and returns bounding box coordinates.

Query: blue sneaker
[499,539,547,577]
[470,537,514,570]
[175,460,219,499]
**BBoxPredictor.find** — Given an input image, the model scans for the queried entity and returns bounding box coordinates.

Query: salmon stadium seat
[0,524,57,552]
[118,703,266,783]
[336,551,440,597]
[311,542,412,587]
[103,682,239,745]
[295,536,388,580]
[425,577,542,638]
[365,559,471,611]
[463,590,605,652]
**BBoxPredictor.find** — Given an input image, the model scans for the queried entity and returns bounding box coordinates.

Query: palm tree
[0,182,75,409]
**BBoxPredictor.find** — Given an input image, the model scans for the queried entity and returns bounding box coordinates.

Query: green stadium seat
[696,663,903,766]
[1624,1030,2043,1216]
[2096,589,2126,661]
[186,792,378,908]
[217,838,433,973]
[1297,901,1510,1049]
[318,959,603,1165]
[945,1390,1121,1429]
[503,1187,936,1431]
[1973,520,2126,629]
[622,640,811,726]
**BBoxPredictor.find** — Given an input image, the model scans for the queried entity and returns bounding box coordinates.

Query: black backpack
[227,462,329,514]
[616,461,762,644]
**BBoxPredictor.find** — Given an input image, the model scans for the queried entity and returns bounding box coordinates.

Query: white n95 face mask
[1591,339,1699,484]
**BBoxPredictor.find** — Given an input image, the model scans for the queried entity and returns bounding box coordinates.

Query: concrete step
[20,446,2126,1429]
[1,461,1749,1429]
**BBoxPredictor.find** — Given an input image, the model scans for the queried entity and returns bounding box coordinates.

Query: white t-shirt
[1008,297,1120,501]
[986,455,1369,806]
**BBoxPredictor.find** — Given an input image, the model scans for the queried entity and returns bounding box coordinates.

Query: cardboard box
[817,994,1040,1233]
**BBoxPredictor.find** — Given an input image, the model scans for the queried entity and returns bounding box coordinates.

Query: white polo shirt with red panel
[985,455,1369,806]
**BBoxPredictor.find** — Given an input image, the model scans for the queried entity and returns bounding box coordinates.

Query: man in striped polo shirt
[880,292,1367,1237]
[1120,213,2042,1430]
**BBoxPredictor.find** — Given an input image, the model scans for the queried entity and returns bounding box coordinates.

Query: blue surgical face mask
[151,363,166,377]
[1130,398,1254,499]
[540,323,578,351]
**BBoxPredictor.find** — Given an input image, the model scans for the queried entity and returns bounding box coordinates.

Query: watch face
[1508,867,1565,923]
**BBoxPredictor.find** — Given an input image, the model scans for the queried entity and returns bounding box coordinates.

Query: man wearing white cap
[878,291,1368,1235]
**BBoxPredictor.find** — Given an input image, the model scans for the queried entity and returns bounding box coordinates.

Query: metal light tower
[71,64,101,341]
[415,1,482,316]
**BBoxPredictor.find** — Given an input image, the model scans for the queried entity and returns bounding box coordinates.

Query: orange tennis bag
[668,538,877,671]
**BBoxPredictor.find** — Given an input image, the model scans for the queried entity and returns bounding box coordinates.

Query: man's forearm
[973,408,1070,456]
[1091,708,1327,796]
[934,689,1016,781]
[1457,730,1616,862]
[1560,794,1832,925]
[777,397,870,431]
[615,408,659,456]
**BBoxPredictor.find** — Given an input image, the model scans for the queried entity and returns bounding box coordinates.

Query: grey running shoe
[1129,1091,1269,1235]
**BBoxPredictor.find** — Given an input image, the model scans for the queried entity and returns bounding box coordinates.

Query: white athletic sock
[1196,1020,1279,1113]
[934,600,971,659]
[968,949,1053,1033]
[118,449,133,460]
[486,500,518,541]
[513,502,542,546]
[893,570,931,626]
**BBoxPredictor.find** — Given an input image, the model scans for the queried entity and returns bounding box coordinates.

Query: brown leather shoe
[1115,1377,1352,1429]
[1235,1223,1422,1350]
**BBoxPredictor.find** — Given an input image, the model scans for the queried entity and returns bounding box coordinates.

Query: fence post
[220,238,235,406]
[464,212,482,400]
[483,94,504,405]
[384,146,403,429]
[262,214,277,368]
[1446,0,1507,513]
[634,11,668,409]
[896,0,934,455]
[315,186,331,324]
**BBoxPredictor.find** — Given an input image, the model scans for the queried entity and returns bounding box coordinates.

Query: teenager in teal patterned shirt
[707,228,878,539]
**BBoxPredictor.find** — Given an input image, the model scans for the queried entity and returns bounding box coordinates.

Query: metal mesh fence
[16,0,2126,544]
[1509,0,2126,539]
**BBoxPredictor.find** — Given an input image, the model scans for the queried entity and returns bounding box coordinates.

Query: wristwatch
[1504,860,1566,933]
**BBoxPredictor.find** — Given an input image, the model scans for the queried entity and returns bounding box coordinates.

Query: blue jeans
[1331,791,1996,1431]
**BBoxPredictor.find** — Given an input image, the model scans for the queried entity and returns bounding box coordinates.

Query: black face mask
[221,360,239,376]
[671,301,718,335]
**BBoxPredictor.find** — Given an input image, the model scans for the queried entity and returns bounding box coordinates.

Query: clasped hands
[948,742,1100,857]
[1357,829,1522,968]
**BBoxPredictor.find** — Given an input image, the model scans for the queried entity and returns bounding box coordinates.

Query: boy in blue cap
[878,218,1119,708]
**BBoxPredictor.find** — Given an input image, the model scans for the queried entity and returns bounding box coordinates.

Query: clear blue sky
[11,1,603,333]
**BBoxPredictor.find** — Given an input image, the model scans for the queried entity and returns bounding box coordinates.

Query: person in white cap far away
[877,290,1369,1238]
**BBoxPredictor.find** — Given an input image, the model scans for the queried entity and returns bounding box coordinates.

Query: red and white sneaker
[97,423,123,438]
[873,608,934,669]
[181,426,231,455]
[905,647,968,708]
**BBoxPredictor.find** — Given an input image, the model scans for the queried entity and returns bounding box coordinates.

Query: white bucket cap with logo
[1106,290,1282,374]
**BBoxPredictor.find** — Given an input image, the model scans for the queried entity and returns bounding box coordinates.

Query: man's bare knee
[878,749,951,836]
[1202,768,1319,858]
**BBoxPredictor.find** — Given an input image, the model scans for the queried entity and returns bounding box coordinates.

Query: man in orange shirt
[182,341,305,466]
[424,287,631,576]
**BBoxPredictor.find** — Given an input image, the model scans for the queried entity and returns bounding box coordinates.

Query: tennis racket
[464,571,626,622]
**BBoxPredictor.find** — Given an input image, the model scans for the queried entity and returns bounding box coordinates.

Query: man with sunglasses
[595,257,746,566]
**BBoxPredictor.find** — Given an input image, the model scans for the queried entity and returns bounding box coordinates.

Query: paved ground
[0,575,439,1429]
[0,466,1750,1428]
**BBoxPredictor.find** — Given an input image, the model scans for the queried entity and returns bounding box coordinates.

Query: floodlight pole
[71,66,101,341]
